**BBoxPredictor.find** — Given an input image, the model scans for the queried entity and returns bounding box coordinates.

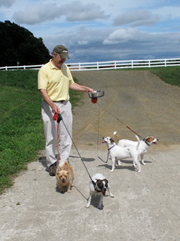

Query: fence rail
[1,57,180,71]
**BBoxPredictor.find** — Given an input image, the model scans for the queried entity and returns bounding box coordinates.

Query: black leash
[56,112,94,183]
[98,152,109,163]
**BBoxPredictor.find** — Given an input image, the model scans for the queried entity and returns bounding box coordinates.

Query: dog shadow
[39,156,48,172]
[90,195,104,210]
[98,162,135,172]
[55,185,70,194]
[70,155,95,162]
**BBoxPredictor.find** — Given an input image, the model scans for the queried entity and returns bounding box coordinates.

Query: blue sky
[0,0,180,63]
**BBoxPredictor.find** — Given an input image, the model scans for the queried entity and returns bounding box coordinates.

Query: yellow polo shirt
[38,60,74,101]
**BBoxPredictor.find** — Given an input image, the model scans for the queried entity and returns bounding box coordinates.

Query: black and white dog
[86,173,114,209]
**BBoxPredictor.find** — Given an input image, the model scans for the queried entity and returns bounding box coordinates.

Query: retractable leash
[53,111,93,185]
[53,111,62,166]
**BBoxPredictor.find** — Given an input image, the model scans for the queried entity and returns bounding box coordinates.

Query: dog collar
[143,138,151,146]
[108,145,116,151]
[95,188,102,193]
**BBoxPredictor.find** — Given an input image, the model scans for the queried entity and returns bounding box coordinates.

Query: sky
[0,0,180,63]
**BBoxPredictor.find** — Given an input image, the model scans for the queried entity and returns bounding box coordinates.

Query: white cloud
[0,0,15,8]
[103,28,136,44]
[12,1,109,24]
[60,1,109,21]
[113,10,160,27]
[13,3,61,24]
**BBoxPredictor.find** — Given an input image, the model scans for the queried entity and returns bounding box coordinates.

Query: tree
[0,21,51,66]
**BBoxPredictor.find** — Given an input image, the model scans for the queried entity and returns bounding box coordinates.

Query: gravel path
[0,70,180,241]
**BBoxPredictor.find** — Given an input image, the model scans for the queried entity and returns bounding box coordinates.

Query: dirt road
[0,70,180,241]
[72,70,180,150]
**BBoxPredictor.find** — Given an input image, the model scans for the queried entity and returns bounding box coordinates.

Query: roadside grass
[150,66,180,87]
[0,70,82,194]
[0,66,180,194]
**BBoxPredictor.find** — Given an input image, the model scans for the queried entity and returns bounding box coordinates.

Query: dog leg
[133,158,141,173]
[58,183,64,193]
[67,183,71,193]
[107,184,114,198]
[86,194,92,208]
[97,194,103,209]
[110,158,116,172]
[140,154,146,165]
[117,160,122,165]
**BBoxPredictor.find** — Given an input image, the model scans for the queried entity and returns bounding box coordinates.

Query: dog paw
[97,206,103,210]
[110,194,114,198]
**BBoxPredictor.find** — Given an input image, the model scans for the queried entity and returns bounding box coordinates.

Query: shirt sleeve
[38,67,48,90]
[66,65,74,85]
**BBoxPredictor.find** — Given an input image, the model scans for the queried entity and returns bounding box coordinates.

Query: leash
[97,102,143,139]
[53,112,94,184]
[98,144,116,163]
[53,112,61,165]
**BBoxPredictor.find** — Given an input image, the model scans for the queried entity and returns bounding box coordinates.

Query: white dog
[86,173,114,209]
[113,131,158,165]
[102,136,141,172]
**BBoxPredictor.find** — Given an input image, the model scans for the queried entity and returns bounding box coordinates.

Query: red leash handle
[53,111,60,165]
[53,111,59,121]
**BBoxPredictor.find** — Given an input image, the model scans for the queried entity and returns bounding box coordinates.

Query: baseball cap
[53,45,70,59]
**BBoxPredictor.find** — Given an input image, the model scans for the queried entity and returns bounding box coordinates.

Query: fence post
[131,60,133,69]
[149,59,150,68]
[97,62,99,70]
[165,59,166,67]
[115,61,116,70]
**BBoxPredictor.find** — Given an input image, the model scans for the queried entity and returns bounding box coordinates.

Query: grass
[0,66,180,194]
[150,66,180,87]
[0,70,82,194]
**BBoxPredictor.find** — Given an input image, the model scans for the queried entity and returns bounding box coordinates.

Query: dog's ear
[103,179,108,187]
[92,180,96,186]
[110,138,114,143]
[64,162,68,171]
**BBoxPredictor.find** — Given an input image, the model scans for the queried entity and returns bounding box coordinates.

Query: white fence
[1,57,180,71]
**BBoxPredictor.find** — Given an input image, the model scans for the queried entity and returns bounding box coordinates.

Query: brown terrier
[56,161,74,193]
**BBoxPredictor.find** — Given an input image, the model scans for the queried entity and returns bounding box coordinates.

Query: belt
[53,100,66,103]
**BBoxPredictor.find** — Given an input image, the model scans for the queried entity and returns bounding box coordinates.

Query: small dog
[113,131,158,165]
[102,136,141,172]
[56,161,74,193]
[86,173,114,209]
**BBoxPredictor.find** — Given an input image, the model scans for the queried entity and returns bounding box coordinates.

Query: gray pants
[41,100,73,167]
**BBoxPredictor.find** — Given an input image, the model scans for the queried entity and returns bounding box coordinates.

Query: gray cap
[53,45,70,59]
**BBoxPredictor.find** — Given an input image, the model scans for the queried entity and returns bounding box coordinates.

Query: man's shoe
[49,162,57,176]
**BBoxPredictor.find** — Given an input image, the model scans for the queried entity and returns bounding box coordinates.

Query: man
[38,45,94,176]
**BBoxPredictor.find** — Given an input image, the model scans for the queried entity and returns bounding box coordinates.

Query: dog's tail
[135,135,140,150]
[113,131,119,141]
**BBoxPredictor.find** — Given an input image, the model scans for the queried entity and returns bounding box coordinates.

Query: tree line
[0,21,51,67]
